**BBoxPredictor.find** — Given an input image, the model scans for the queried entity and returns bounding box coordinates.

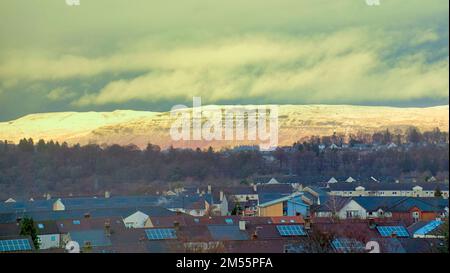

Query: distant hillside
[0,105,448,149]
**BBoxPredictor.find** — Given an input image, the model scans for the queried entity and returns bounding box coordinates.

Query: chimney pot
[239,220,246,231]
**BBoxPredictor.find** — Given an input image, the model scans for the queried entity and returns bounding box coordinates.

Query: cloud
[69,29,448,106]
[0,0,448,119]
[46,87,76,101]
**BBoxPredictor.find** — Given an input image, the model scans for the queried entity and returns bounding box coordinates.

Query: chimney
[304,216,311,230]
[219,191,224,202]
[46,193,51,200]
[391,232,398,238]
[239,220,246,231]
[84,241,92,250]
[84,212,91,219]
[173,221,180,230]
[207,185,212,194]
[105,191,110,198]
[104,220,111,236]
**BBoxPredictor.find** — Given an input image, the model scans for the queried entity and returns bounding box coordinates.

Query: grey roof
[0,194,208,214]
[69,229,112,247]
[353,197,407,211]
[312,196,352,212]
[207,225,249,241]
[258,193,290,205]
[256,184,293,194]
[353,197,448,212]
[0,206,176,224]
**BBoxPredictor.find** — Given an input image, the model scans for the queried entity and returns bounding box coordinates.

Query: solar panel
[0,239,32,252]
[414,220,443,236]
[377,226,409,237]
[276,225,306,236]
[145,228,177,240]
[332,238,365,253]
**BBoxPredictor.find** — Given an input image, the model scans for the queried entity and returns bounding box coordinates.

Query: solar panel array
[0,239,32,252]
[145,228,177,240]
[332,238,365,253]
[377,226,409,237]
[414,220,443,236]
[276,225,306,236]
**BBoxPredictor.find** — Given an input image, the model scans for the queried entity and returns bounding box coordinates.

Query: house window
[346,210,359,218]
[38,223,44,229]
[72,220,81,225]
[51,235,56,242]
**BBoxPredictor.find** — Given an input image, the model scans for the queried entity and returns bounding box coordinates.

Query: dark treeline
[0,127,448,198]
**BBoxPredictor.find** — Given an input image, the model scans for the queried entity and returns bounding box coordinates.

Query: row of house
[327,182,449,198]
[1,212,446,253]
[312,196,448,225]
[1,179,448,253]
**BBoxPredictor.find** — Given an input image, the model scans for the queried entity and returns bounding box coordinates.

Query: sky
[0,0,448,121]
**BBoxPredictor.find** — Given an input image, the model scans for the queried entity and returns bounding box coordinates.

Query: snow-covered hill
[0,105,448,149]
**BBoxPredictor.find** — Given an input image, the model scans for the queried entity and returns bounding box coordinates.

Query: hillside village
[1,176,448,253]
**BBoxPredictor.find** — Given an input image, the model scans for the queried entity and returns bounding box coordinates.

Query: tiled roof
[311,196,352,212]
[207,225,249,241]
[69,229,112,247]
[0,206,176,224]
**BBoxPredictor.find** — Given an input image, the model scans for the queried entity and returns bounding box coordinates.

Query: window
[72,220,80,225]
[51,235,56,242]
[346,210,359,219]
[37,223,44,229]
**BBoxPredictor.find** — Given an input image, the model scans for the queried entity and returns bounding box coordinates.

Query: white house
[123,211,151,228]
[329,182,449,198]
[346,177,356,183]
[36,222,60,249]
[267,178,280,184]
[337,200,367,219]
[327,177,338,184]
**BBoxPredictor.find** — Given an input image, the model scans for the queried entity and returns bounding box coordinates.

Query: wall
[38,234,60,249]
[286,196,309,217]
[338,200,367,219]
[259,202,283,217]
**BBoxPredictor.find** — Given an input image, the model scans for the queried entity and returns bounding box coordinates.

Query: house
[209,191,229,216]
[311,196,363,219]
[123,211,151,228]
[352,197,448,224]
[327,177,338,184]
[346,177,356,183]
[258,193,309,217]
[35,221,60,249]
